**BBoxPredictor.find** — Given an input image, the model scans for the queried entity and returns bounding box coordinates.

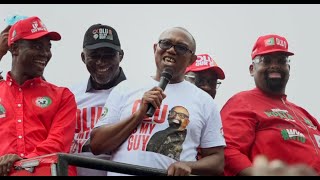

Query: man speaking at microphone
[90,27,225,176]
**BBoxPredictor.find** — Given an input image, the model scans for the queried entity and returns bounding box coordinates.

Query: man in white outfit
[90,27,225,176]
[70,23,126,176]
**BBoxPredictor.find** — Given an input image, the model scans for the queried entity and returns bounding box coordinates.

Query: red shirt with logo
[0,73,77,159]
[221,88,320,176]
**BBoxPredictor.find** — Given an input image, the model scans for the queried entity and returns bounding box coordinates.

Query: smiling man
[146,106,190,160]
[221,34,320,176]
[0,16,76,176]
[90,27,225,176]
[69,24,126,176]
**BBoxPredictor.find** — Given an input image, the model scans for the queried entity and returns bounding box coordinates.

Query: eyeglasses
[184,74,196,84]
[196,79,221,89]
[253,54,290,66]
[158,40,194,55]
[216,81,222,89]
[168,110,189,119]
[185,74,222,89]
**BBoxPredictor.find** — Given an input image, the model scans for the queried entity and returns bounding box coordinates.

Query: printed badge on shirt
[304,118,317,130]
[100,107,108,119]
[34,96,52,108]
[0,104,6,118]
[265,108,295,122]
[281,129,306,143]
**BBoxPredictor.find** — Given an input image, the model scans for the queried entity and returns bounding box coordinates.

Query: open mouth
[163,56,176,65]
[268,72,282,78]
[173,119,180,124]
[96,66,112,74]
[34,60,47,68]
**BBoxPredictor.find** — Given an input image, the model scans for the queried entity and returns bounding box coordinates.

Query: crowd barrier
[9,153,167,176]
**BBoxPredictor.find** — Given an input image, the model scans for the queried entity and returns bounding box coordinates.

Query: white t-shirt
[95,77,225,176]
[70,81,114,176]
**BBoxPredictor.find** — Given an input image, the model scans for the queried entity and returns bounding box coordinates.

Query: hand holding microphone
[146,68,173,117]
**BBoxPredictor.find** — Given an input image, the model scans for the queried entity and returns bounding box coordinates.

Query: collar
[86,67,127,92]
[253,87,287,100]
[5,71,43,87]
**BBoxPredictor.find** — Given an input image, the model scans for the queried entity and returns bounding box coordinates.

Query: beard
[264,70,288,92]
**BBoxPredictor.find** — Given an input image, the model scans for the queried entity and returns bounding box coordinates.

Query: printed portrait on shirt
[146,106,190,160]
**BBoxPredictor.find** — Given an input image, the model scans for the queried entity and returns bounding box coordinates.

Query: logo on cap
[92,28,113,41]
[31,20,47,33]
[8,16,61,46]
[185,53,225,80]
[251,34,293,59]
[83,24,121,51]
[196,54,215,67]
[264,37,275,46]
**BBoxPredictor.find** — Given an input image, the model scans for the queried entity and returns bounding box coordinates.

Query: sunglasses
[158,40,193,55]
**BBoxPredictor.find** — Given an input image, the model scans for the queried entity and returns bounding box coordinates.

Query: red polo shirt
[221,88,320,176]
[0,72,76,159]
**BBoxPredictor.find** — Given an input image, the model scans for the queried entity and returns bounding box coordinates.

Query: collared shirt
[0,72,77,159]
[221,88,320,175]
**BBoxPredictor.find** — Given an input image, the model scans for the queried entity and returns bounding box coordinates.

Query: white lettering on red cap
[276,38,287,48]
[196,54,215,67]
[31,20,47,33]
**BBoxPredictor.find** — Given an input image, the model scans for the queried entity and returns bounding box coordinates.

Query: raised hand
[0,25,11,59]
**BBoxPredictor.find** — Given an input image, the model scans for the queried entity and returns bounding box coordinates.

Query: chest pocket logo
[35,97,52,108]
[0,104,6,118]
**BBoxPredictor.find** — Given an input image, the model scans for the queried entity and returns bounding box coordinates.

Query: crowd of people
[0,16,319,176]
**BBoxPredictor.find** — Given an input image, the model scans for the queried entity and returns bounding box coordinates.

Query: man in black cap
[69,23,127,176]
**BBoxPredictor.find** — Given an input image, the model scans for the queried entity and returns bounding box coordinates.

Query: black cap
[83,24,121,51]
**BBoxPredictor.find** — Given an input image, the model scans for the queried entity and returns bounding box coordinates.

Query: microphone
[146,68,173,117]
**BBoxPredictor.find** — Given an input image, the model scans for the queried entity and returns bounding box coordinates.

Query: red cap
[251,34,294,60]
[8,16,61,46]
[185,54,225,80]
